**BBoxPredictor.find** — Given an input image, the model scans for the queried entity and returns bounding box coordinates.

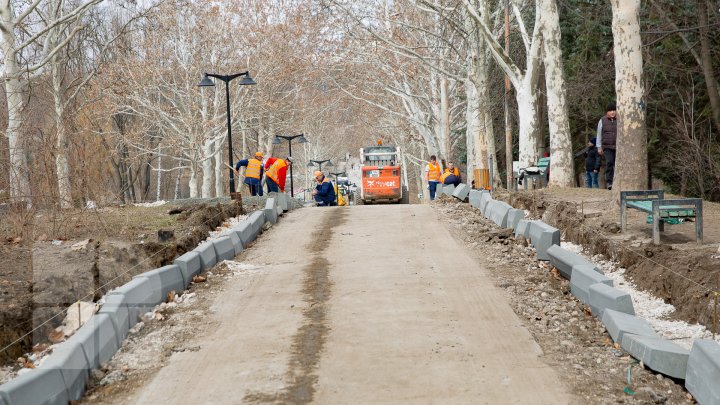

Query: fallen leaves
[16,357,35,369]
[192,275,206,283]
[48,328,66,344]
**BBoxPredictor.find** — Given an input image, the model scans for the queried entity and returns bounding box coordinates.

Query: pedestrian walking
[597,102,617,190]
[424,155,442,201]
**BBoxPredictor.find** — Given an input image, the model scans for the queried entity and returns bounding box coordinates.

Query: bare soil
[492,188,720,333]
[433,196,694,403]
[0,197,253,365]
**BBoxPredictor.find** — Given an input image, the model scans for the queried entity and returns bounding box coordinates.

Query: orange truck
[357,144,408,204]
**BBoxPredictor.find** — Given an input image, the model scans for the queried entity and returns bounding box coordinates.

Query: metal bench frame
[620,190,703,245]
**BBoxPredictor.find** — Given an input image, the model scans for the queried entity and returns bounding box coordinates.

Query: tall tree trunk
[611,0,648,195]
[697,0,720,134]
[53,73,72,208]
[539,0,574,187]
[440,77,452,162]
[189,163,199,198]
[201,140,213,198]
[214,142,224,197]
[156,144,162,201]
[516,81,541,167]
[2,58,31,203]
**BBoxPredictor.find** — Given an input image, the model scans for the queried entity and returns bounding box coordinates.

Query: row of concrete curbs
[0,193,291,405]
[459,185,719,404]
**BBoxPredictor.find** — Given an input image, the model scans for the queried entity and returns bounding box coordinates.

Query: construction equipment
[357,142,408,204]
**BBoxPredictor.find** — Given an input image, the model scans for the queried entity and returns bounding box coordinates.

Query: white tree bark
[214,140,224,197]
[201,139,214,198]
[156,144,163,201]
[465,0,542,167]
[539,0,574,187]
[189,164,199,198]
[611,0,648,193]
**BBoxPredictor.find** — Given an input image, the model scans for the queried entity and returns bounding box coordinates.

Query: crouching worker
[440,161,461,187]
[312,170,336,206]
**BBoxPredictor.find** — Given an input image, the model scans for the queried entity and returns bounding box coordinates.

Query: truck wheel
[401,186,409,204]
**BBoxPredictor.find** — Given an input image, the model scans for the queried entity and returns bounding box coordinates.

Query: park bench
[517,157,550,189]
[620,190,703,245]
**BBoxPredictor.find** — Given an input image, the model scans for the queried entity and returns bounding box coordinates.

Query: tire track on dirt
[245,208,347,404]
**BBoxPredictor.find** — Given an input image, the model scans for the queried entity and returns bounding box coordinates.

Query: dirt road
[128,205,572,404]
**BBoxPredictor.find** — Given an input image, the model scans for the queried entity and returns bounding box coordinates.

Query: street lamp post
[330,171,346,206]
[273,133,308,197]
[198,72,256,193]
[307,159,333,172]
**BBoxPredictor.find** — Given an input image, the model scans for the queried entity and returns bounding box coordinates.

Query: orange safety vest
[440,171,452,184]
[265,158,287,184]
[245,158,262,179]
[440,168,459,184]
[427,162,441,182]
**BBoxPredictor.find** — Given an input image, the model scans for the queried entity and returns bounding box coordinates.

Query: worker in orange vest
[424,155,442,201]
[312,170,336,206]
[235,152,264,196]
[440,161,461,187]
[265,156,292,193]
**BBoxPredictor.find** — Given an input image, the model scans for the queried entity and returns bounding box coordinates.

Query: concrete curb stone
[468,190,485,209]
[506,209,525,230]
[221,229,244,256]
[97,294,130,342]
[193,242,217,271]
[173,251,202,286]
[452,184,470,201]
[570,264,613,304]
[233,221,254,248]
[479,193,492,215]
[442,184,455,197]
[211,236,236,262]
[134,265,184,300]
[547,245,601,279]
[514,219,534,238]
[527,221,560,260]
[39,341,89,401]
[264,198,278,225]
[107,277,157,324]
[621,334,689,379]
[66,313,119,370]
[589,283,635,317]
[601,309,659,344]
[0,368,69,405]
[685,339,720,405]
[487,200,513,228]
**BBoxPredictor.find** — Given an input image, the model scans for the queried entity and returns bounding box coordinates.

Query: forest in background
[0,0,717,208]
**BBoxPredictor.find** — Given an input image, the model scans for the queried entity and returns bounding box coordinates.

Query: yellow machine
[334,184,347,206]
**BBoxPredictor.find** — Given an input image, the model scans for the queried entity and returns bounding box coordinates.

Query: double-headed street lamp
[273,133,308,197]
[330,171,346,206]
[307,159,333,172]
[198,71,256,193]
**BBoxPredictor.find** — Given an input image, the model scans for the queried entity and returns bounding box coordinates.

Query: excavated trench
[0,201,245,365]
[494,190,720,331]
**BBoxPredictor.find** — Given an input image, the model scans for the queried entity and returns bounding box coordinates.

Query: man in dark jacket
[312,170,336,206]
[597,102,617,190]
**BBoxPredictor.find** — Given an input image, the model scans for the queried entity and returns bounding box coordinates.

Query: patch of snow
[206,215,249,241]
[561,241,719,349]
[134,200,167,207]
[223,261,263,277]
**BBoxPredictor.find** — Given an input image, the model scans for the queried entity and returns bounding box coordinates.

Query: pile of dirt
[0,199,245,367]
[492,190,720,335]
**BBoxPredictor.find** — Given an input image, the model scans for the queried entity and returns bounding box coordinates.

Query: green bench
[620,190,703,245]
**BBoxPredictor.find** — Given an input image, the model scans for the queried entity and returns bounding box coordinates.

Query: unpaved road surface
[127,205,572,404]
